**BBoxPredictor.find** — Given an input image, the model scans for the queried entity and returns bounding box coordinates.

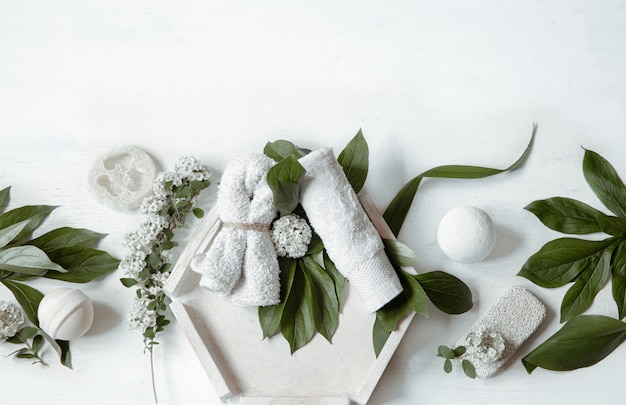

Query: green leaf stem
[337,129,369,194]
[384,124,536,237]
[518,238,615,289]
[414,271,473,314]
[42,246,120,283]
[266,155,306,216]
[383,239,418,267]
[582,148,626,219]
[28,227,106,251]
[0,279,44,325]
[522,315,626,373]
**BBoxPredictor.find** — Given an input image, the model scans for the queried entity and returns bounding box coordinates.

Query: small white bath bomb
[38,288,94,340]
[437,206,496,263]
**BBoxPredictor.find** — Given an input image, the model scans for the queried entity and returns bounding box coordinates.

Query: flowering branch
[119,156,211,402]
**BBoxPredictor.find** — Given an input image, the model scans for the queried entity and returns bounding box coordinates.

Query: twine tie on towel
[190,153,280,307]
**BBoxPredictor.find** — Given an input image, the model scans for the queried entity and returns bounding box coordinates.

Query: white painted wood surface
[1,1,626,404]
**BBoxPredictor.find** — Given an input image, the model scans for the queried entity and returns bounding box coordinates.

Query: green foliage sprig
[0,186,120,368]
[437,345,476,378]
[519,148,626,373]
[119,156,211,403]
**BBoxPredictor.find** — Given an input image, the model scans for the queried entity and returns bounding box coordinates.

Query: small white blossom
[128,297,157,331]
[138,214,169,246]
[0,301,24,342]
[122,231,143,252]
[174,155,197,177]
[271,214,313,259]
[120,250,147,278]
[141,196,166,215]
[464,328,505,364]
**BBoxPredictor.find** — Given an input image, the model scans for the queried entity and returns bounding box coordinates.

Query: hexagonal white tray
[164,194,415,405]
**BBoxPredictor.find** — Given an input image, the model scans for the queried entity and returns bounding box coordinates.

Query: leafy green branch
[437,345,476,378]
[519,148,626,373]
[0,186,119,368]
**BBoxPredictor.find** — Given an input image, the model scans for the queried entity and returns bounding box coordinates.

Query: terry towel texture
[190,153,280,306]
[299,148,403,312]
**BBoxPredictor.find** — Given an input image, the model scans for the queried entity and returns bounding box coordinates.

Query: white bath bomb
[38,288,94,340]
[437,206,496,263]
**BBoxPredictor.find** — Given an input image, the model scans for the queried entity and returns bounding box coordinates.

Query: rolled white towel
[191,154,280,307]
[299,148,403,313]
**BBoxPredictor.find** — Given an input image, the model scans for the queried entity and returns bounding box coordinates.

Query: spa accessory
[88,145,158,211]
[38,288,94,341]
[191,154,280,307]
[437,206,496,263]
[298,148,403,313]
[456,286,546,378]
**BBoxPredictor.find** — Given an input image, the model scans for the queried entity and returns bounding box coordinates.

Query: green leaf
[337,129,369,194]
[43,246,120,283]
[40,329,72,368]
[560,247,613,322]
[120,277,139,288]
[0,246,67,275]
[583,148,626,219]
[596,215,626,237]
[0,186,10,212]
[384,123,536,236]
[280,262,316,354]
[612,241,626,320]
[462,359,476,379]
[323,253,345,309]
[525,197,605,234]
[0,280,44,324]
[28,227,106,251]
[0,205,57,243]
[454,346,467,356]
[264,140,307,162]
[192,208,205,219]
[518,237,615,288]
[522,315,626,373]
[377,270,428,332]
[259,259,296,338]
[18,326,39,341]
[383,239,418,267]
[444,359,453,373]
[372,316,391,358]
[301,256,339,342]
[437,345,455,359]
[32,334,44,352]
[415,271,473,314]
[266,155,306,216]
[0,219,34,249]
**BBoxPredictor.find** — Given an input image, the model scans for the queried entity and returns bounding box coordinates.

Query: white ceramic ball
[437,206,496,264]
[38,288,94,340]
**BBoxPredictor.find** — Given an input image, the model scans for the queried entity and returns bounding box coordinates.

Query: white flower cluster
[0,301,24,342]
[120,155,211,336]
[270,214,313,259]
[464,327,506,364]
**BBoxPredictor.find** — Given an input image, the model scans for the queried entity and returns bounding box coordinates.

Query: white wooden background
[1,1,626,404]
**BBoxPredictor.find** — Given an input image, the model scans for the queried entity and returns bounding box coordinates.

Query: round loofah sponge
[437,206,496,263]
[38,288,94,341]
[88,145,157,211]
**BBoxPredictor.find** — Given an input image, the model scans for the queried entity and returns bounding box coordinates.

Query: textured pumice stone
[38,288,94,341]
[437,206,496,263]
[456,286,546,378]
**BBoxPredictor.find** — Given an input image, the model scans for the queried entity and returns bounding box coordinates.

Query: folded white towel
[190,154,280,307]
[299,148,403,313]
